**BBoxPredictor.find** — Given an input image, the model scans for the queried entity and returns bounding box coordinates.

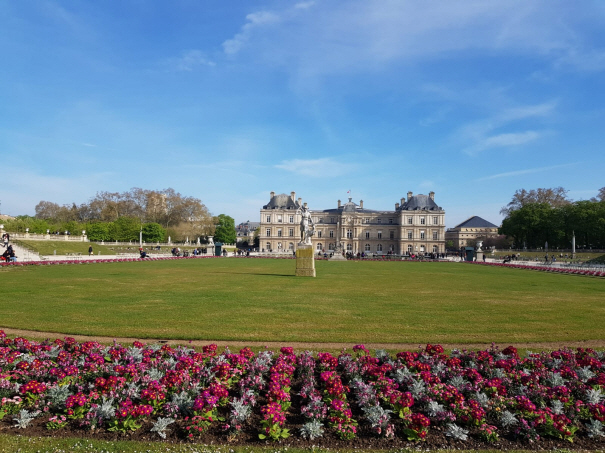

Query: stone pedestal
[296,244,316,277]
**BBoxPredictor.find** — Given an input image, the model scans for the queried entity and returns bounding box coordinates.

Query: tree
[35,201,62,219]
[86,222,110,241]
[142,222,166,243]
[500,187,570,217]
[597,187,605,202]
[213,214,236,244]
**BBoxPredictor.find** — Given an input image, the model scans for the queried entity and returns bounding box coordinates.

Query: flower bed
[1,331,604,449]
[467,261,605,278]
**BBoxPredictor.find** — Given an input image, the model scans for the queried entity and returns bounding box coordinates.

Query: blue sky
[1,1,604,228]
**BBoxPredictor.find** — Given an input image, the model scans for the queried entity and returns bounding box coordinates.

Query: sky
[1,1,604,228]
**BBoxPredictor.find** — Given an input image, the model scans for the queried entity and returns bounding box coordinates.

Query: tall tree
[500,187,570,217]
[213,214,237,244]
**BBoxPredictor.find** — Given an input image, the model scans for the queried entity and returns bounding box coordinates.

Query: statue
[299,204,315,245]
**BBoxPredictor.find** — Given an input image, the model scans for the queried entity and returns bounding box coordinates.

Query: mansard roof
[263,193,300,210]
[399,194,442,211]
[454,216,498,229]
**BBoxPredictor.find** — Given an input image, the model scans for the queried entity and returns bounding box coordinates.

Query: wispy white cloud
[221,1,605,82]
[222,11,281,55]
[164,50,215,71]
[476,162,580,181]
[465,131,541,155]
[457,101,556,155]
[275,158,357,177]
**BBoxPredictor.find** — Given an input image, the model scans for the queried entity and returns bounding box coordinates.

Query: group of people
[1,233,16,262]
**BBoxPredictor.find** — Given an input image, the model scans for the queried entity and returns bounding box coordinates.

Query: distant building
[445,216,499,249]
[259,191,446,255]
[236,221,260,244]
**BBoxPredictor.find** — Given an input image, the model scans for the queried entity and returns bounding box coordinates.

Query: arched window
[277,242,282,249]
[316,242,323,250]
[376,244,383,252]
[433,245,438,253]
[346,244,352,251]
[328,243,335,250]
[407,245,413,253]
[420,245,425,253]
[365,244,371,251]
[289,242,295,250]
[266,242,271,251]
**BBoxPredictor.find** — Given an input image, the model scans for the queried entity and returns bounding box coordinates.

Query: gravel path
[2,327,605,351]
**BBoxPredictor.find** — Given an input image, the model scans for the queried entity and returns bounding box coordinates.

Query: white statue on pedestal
[299,204,315,245]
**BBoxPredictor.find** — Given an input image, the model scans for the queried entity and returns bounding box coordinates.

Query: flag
[347,190,350,194]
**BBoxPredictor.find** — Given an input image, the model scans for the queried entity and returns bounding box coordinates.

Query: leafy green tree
[108,216,140,242]
[213,214,237,244]
[86,223,110,241]
[142,222,166,243]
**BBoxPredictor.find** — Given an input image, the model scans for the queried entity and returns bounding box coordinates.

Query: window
[389,231,394,239]
[389,245,395,252]
[277,229,282,237]
[346,229,352,238]
[266,242,271,250]
[289,243,294,250]
[329,230,334,238]
[420,231,425,239]
[407,245,413,253]
[376,244,383,252]
[420,245,425,253]
[266,228,271,237]
[365,218,370,224]
[433,231,438,240]
[407,217,413,225]
[365,244,371,251]
[389,218,393,224]
[289,216,294,223]
[433,216,438,225]
[329,243,335,250]
[289,228,294,237]
[365,231,370,239]
[330,217,334,223]
[317,231,322,238]
[317,243,323,250]
[266,215,271,222]
[346,244,352,251]
[377,218,382,224]
[408,231,413,239]
[277,215,282,223]
[420,217,426,225]
[377,231,382,239]
[277,242,282,249]
[433,245,438,253]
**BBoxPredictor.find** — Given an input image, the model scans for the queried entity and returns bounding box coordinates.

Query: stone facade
[260,191,446,255]
[444,216,499,249]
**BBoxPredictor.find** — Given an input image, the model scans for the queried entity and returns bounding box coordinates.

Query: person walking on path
[88,245,93,256]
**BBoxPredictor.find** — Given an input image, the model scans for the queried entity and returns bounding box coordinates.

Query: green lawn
[1,259,603,344]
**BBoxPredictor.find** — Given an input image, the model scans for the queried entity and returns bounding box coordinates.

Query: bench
[65,252,82,260]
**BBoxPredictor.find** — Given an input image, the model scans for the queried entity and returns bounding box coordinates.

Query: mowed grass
[0,259,603,344]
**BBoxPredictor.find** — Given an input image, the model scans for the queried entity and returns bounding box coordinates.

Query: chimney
[291,191,296,201]
[338,199,341,208]
[303,202,308,209]
[270,191,275,199]
[407,191,413,201]
[360,200,363,209]
[298,197,302,206]
[395,202,400,209]
[401,197,405,205]
[429,191,435,200]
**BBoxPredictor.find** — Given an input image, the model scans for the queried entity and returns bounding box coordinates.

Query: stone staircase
[8,242,42,262]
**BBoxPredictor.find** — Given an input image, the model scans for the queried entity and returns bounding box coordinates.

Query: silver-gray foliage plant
[445,423,468,441]
[586,419,604,438]
[151,417,176,439]
[13,410,40,429]
[586,388,603,405]
[47,385,71,408]
[300,419,324,440]
[500,410,518,428]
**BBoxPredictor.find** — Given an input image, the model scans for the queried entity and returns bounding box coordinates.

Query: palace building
[260,191,446,255]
